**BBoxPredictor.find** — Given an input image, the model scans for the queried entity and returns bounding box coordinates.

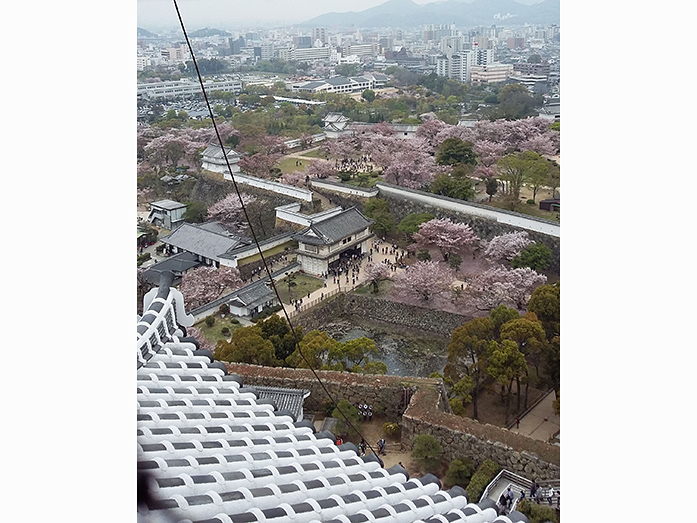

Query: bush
[219,303,230,314]
[511,243,553,272]
[527,199,536,205]
[230,318,240,324]
[516,500,559,523]
[338,171,352,182]
[382,422,400,437]
[416,250,431,261]
[221,327,230,336]
[411,434,443,474]
[465,459,501,502]
[137,252,151,266]
[251,304,283,323]
[155,244,166,254]
[444,458,476,489]
[205,316,215,327]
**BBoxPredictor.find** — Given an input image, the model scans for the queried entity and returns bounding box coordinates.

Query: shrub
[465,459,501,502]
[137,252,151,266]
[511,243,553,272]
[221,327,230,336]
[230,318,240,324]
[338,171,352,182]
[411,434,443,474]
[527,199,536,205]
[416,250,432,261]
[205,316,215,327]
[331,399,361,438]
[219,303,230,314]
[516,500,559,523]
[155,244,166,254]
[251,304,283,322]
[382,422,400,437]
[444,458,476,489]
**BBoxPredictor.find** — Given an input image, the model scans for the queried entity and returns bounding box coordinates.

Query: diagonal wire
[171,0,382,462]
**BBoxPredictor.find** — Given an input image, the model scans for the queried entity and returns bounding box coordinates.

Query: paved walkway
[277,239,409,317]
[509,390,559,444]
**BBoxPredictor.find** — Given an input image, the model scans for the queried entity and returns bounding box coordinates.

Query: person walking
[548,487,555,506]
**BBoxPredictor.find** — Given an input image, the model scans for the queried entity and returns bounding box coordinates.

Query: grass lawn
[297,148,328,159]
[276,273,325,303]
[278,156,313,173]
[194,314,245,346]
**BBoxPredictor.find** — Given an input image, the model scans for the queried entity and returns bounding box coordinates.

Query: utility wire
[171,0,382,463]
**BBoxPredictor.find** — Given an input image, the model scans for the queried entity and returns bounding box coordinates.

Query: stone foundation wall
[226,364,560,481]
[294,292,468,337]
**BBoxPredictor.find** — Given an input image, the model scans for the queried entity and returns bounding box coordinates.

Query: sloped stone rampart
[294,292,468,337]
[226,364,560,480]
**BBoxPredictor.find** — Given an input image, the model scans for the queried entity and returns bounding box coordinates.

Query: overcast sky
[137,0,498,31]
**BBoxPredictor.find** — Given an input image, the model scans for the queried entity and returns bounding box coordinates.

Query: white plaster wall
[376,183,560,238]
[224,172,313,202]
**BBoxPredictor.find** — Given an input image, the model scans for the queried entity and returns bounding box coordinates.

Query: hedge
[465,459,501,502]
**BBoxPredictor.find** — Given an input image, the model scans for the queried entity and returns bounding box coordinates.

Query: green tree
[444,458,476,489]
[214,326,279,366]
[511,243,553,272]
[489,305,520,338]
[429,174,475,201]
[500,315,548,410]
[286,329,338,369]
[495,84,537,119]
[435,138,477,166]
[486,339,527,425]
[397,213,434,241]
[497,151,549,200]
[327,337,385,374]
[447,317,495,420]
[331,398,361,438]
[411,434,443,474]
[485,177,499,202]
[361,89,376,103]
[527,283,560,340]
[183,201,208,223]
[363,198,395,235]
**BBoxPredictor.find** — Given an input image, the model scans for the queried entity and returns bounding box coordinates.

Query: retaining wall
[226,363,560,480]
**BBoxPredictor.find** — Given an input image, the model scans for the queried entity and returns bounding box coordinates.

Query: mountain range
[299,0,560,29]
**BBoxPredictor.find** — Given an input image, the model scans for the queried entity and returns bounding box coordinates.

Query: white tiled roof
[137,272,529,523]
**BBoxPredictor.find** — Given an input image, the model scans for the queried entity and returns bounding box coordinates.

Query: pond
[326,322,449,378]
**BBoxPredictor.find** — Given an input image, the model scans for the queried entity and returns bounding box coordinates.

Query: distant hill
[300,0,559,28]
[189,28,232,37]
[137,27,159,38]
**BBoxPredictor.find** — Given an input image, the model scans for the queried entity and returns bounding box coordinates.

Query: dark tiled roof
[293,207,372,246]
[136,272,529,523]
[252,386,310,422]
[142,252,201,285]
[160,223,249,262]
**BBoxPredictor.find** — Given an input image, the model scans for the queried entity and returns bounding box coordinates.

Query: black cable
[170,0,382,461]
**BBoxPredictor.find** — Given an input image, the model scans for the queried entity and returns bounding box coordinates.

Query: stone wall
[292,292,468,337]
[226,363,560,480]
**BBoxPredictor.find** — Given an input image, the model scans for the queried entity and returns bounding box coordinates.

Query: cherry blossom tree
[305,159,338,179]
[179,266,244,310]
[325,134,363,160]
[278,171,307,187]
[415,118,448,147]
[364,261,392,293]
[473,140,508,171]
[239,151,282,178]
[409,218,480,261]
[467,265,547,311]
[370,121,396,136]
[519,134,557,157]
[207,193,256,229]
[393,261,456,303]
[484,231,534,261]
[382,146,441,189]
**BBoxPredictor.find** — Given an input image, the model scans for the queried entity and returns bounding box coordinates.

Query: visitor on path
[506,486,514,507]
[377,438,386,455]
[548,487,555,506]
[535,488,543,504]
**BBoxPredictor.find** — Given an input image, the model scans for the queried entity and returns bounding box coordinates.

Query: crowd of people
[335,155,373,174]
